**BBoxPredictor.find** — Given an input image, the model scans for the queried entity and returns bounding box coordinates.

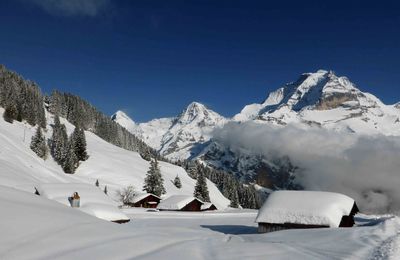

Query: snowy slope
[0,108,230,210]
[1,185,400,259]
[234,70,400,136]
[114,102,227,161]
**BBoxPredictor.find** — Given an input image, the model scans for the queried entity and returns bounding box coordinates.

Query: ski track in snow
[369,219,400,260]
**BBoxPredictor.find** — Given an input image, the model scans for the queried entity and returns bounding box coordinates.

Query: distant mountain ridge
[112,102,227,161]
[113,70,400,189]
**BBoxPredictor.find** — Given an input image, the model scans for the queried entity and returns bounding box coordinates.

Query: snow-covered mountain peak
[177,101,225,126]
[111,110,134,123]
[111,110,142,136]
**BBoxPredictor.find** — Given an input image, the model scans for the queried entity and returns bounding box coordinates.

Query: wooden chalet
[157,195,204,212]
[130,193,161,208]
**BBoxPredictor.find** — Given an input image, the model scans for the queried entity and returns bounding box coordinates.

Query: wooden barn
[130,193,161,208]
[201,202,217,211]
[157,195,204,212]
[255,190,359,233]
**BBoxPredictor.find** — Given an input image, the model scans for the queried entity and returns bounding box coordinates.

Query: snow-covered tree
[30,126,48,159]
[193,171,210,202]
[71,126,88,161]
[143,158,166,197]
[229,190,239,208]
[187,161,198,179]
[173,175,182,189]
[117,186,136,206]
[3,104,17,123]
[62,139,78,174]
[50,115,68,166]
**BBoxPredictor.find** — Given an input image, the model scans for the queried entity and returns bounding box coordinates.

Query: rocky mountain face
[234,70,400,135]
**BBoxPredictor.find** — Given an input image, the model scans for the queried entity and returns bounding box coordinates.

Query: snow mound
[255,190,355,228]
[36,183,129,222]
[157,195,202,210]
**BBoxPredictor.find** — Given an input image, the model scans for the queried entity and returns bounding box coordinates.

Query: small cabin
[130,193,161,208]
[201,202,217,211]
[255,190,359,233]
[157,195,204,212]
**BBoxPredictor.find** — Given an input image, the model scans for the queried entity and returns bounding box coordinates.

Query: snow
[256,190,355,228]
[157,195,203,210]
[1,185,400,259]
[36,183,129,222]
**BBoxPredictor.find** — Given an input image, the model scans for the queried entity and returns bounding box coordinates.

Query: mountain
[234,70,400,135]
[200,70,400,190]
[113,102,227,161]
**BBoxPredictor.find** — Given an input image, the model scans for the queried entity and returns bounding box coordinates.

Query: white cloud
[213,122,400,214]
[24,0,111,17]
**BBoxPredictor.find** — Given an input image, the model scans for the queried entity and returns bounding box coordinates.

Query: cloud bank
[24,0,110,17]
[213,122,400,214]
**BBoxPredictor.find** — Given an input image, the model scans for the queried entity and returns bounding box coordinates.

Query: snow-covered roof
[255,191,355,228]
[36,183,129,222]
[132,193,160,204]
[201,202,216,211]
[157,195,203,210]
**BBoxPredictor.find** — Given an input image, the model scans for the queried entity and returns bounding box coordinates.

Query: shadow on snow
[201,225,258,235]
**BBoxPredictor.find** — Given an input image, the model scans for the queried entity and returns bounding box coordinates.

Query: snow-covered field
[1,185,399,260]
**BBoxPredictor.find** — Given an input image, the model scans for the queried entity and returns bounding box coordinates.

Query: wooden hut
[157,195,204,212]
[256,190,359,233]
[130,193,161,208]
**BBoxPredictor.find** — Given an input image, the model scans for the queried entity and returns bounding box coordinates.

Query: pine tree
[62,138,78,174]
[143,158,166,197]
[3,104,17,123]
[104,185,108,195]
[50,115,68,165]
[173,175,182,189]
[229,190,240,208]
[187,162,198,179]
[95,179,99,187]
[193,171,210,202]
[30,126,48,159]
[71,126,88,161]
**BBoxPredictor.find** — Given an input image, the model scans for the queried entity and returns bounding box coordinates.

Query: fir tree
[30,126,48,159]
[173,175,182,189]
[104,185,108,195]
[193,171,210,202]
[62,138,78,174]
[3,104,17,123]
[95,179,99,187]
[229,190,239,208]
[187,162,198,179]
[143,158,166,197]
[50,115,68,165]
[71,126,88,161]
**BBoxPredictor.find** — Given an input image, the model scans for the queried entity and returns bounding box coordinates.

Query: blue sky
[1,0,399,122]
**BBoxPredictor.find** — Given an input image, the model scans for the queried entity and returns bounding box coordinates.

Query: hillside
[0,107,230,210]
